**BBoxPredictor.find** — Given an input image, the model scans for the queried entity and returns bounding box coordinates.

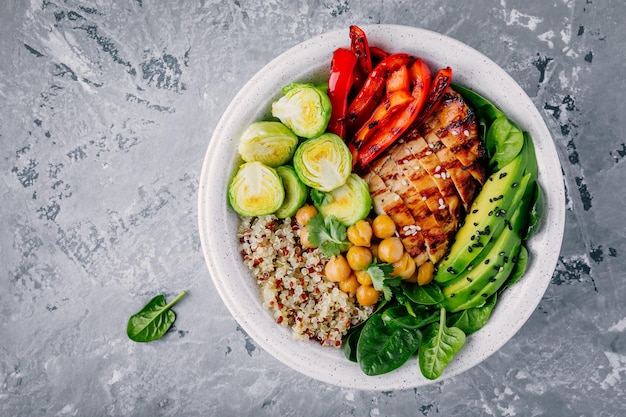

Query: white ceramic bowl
[198,25,565,390]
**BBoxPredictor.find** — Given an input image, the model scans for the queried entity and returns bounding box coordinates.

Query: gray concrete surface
[1,0,625,415]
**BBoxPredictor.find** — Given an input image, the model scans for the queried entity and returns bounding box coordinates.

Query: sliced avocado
[274,165,308,219]
[434,147,528,283]
[440,174,535,313]
[441,224,521,312]
[311,173,371,226]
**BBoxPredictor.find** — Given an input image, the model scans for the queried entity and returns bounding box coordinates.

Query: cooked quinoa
[238,215,373,347]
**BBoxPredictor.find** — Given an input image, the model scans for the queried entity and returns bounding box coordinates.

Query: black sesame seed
[466,277,473,282]
[447,267,457,274]
[484,259,490,265]
[481,293,489,298]
[499,172,508,179]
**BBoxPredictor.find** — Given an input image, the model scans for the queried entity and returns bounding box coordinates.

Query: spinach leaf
[447,294,497,334]
[382,305,440,331]
[486,117,524,170]
[401,281,444,305]
[501,245,529,291]
[127,291,187,342]
[343,299,389,362]
[452,84,505,125]
[525,183,544,240]
[343,324,362,362]
[357,312,422,376]
[418,307,466,380]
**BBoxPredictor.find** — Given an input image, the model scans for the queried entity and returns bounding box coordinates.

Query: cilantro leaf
[366,261,399,301]
[306,214,350,257]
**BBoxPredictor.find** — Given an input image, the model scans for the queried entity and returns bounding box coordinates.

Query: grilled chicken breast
[361,87,487,268]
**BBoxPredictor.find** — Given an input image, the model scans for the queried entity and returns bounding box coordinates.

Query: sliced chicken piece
[392,131,461,229]
[362,171,429,265]
[420,88,488,184]
[420,130,479,210]
[371,156,448,264]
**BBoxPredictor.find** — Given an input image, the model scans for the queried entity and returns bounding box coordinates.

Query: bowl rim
[198,24,566,390]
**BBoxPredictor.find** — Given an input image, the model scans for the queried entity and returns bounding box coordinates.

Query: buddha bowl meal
[198,25,565,388]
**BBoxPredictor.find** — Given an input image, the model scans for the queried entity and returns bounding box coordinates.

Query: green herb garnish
[366,260,399,301]
[306,214,350,256]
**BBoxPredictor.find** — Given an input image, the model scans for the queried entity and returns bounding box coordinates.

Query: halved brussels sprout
[292,133,352,192]
[311,173,371,226]
[238,121,299,167]
[228,161,285,217]
[271,83,331,139]
[274,165,308,219]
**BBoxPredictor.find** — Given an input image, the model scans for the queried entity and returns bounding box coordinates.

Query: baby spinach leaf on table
[306,214,350,256]
[127,291,187,342]
[447,294,497,334]
[401,281,444,305]
[418,307,466,380]
[357,312,422,376]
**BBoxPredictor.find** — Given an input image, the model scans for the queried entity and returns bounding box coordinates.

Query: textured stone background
[1,1,625,415]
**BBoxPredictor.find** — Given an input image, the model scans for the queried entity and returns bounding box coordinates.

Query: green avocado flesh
[434,149,528,284]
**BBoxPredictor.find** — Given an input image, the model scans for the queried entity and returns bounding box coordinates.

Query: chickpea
[416,261,435,286]
[372,214,396,239]
[299,227,317,249]
[369,242,379,260]
[346,246,373,271]
[355,269,373,286]
[356,285,380,307]
[339,273,359,296]
[295,205,317,226]
[346,220,373,247]
[377,237,404,263]
[324,255,352,282]
[392,252,416,279]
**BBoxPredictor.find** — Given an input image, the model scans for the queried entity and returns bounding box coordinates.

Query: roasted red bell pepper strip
[349,25,372,76]
[369,46,389,64]
[413,66,453,127]
[345,53,415,137]
[327,48,358,139]
[354,58,432,170]
[386,65,410,94]
[351,89,414,150]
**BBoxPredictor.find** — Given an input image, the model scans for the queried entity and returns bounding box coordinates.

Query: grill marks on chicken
[362,87,488,267]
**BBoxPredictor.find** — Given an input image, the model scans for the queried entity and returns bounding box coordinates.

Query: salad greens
[127,291,187,343]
